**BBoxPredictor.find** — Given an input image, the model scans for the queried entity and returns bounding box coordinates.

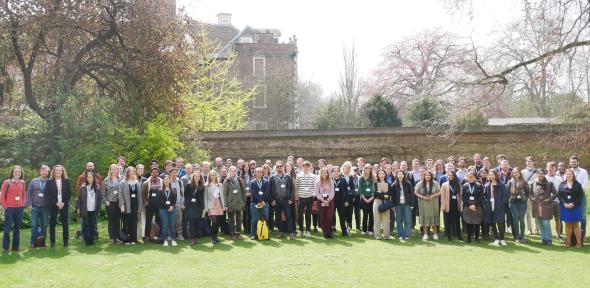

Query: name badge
[15,196,20,201]
[38,193,44,197]
[516,195,521,199]
[365,188,370,192]
[355,189,358,192]
[469,196,475,201]
[490,199,494,202]
[335,188,340,192]
[567,195,572,199]
[281,184,286,188]
[233,189,238,194]
[166,201,171,205]
[322,193,328,198]
[451,195,457,199]
[131,194,136,198]
[258,191,263,195]
[215,193,220,198]
[114,190,118,194]
[246,187,250,191]
[191,198,196,203]
[151,193,156,197]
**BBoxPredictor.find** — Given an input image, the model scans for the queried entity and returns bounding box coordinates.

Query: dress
[208,187,224,216]
[415,182,440,226]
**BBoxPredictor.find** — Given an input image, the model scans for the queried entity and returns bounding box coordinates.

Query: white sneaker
[163,240,169,247]
[500,240,507,246]
[171,240,178,247]
[433,234,439,240]
[398,237,403,240]
[177,236,184,241]
[297,231,303,237]
[305,231,311,237]
[361,231,366,235]
[492,239,500,246]
[368,231,374,236]
[404,237,410,240]
[422,234,429,241]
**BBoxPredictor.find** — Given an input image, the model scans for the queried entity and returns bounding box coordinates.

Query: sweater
[296,173,316,199]
[1,179,27,208]
[26,178,50,208]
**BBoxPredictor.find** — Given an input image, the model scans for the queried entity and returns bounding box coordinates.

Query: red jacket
[0,179,27,208]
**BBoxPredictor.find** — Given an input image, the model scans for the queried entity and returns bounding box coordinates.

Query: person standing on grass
[170,168,185,241]
[1,166,26,252]
[185,170,205,246]
[568,156,587,242]
[223,166,246,240]
[250,167,271,240]
[414,171,441,240]
[76,171,103,246]
[392,171,414,240]
[46,165,72,248]
[285,162,299,234]
[373,169,392,240]
[358,164,375,236]
[333,166,351,236]
[545,162,563,241]
[135,164,147,240]
[530,169,558,246]
[270,161,296,240]
[158,174,178,247]
[521,156,539,236]
[240,162,254,235]
[315,167,335,238]
[141,168,163,242]
[341,162,356,233]
[558,169,584,248]
[507,168,530,243]
[204,171,224,245]
[441,171,462,241]
[462,171,484,244]
[296,161,316,237]
[26,165,50,248]
[103,164,123,245]
[483,170,509,246]
[119,166,143,245]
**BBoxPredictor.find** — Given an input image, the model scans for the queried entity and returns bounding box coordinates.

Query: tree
[263,66,297,130]
[408,99,447,127]
[360,95,402,128]
[314,99,350,129]
[296,79,323,129]
[337,43,361,117]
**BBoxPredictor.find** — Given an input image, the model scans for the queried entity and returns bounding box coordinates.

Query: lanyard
[165,189,170,199]
[40,179,46,193]
[468,183,475,194]
[256,180,263,191]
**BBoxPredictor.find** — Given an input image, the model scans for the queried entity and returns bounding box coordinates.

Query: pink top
[315,179,335,202]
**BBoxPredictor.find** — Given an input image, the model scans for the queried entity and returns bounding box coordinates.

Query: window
[239,37,253,43]
[253,57,265,79]
[252,57,267,108]
[253,84,267,108]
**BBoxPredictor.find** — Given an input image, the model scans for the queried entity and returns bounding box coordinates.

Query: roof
[195,22,240,48]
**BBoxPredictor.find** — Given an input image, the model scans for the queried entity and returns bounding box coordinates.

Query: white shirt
[399,184,405,204]
[572,167,588,190]
[86,186,96,212]
[56,179,63,203]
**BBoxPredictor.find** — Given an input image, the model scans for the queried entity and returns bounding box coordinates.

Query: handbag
[378,199,394,213]
[311,200,321,214]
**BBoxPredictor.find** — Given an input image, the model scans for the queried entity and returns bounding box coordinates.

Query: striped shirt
[297,173,316,198]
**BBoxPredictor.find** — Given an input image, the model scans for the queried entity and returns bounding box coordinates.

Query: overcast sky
[178,0,522,97]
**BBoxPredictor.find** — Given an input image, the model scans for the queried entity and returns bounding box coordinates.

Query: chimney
[217,13,232,25]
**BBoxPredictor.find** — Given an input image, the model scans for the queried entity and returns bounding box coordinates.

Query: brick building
[197,13,299,130]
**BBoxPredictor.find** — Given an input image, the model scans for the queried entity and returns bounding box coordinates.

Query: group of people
[1,153,587,252]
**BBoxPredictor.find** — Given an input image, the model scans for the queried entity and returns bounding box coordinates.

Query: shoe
[236,233,243,240]
[528,230,533,235]
[171,240,178,247]
[547,241,552,246]
[398,237,403,240]
[375,236,382,240]
[515,239,520,243]
[541,240,547,245]
[557,235,564,241]
[404,237,410,240]
[361,231,366,235]
[475,238,480,244]
[384,236,391,240]
[297,231,303,237]
[30,244,36,249]
[277,233,285,238]
[131,242,136,245]
[11,248,23,252]
[163,241,169,247]
[50,243,56,248]
[109,239,115,245]
[250,236,256,240]
[433,234,439,240]
[492,239,500,246]
[191,239,198,246]
[289,234,295,240]
[305,231,311,237]
[177,236,184,241]
[212,239,220,245]
[500,240,507,246]
[313,228,318,233]
[422,234,429,241]
[63,243,68,248]
[125,243,131,246]
[368,231,374,236]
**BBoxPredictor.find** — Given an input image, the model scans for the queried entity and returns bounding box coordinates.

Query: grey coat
[76,186,103,218]
[119,180,144,214]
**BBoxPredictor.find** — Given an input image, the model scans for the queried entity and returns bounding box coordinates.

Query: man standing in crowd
[26,165,50,248]
[522,156,540,235]
[175,158,186,178]
[270,161,295,240]
[214,157,224,175]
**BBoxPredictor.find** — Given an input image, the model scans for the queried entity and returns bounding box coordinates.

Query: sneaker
[422,234,429,241]
[361,231,366,236]
[305,231,311,237]
[289,234,295,240]
[131,242,136,245]
[398,237,403,240]
[384,236,392,240]
[500,240,507,246]
[404,237,410,240]
[368,231,374,236]
[557,235,564,241]
[375,236,382,240]
[297,231,303,237]
[492,239,500,246]
[177,236,185,241]
[171,240,178,247]
[433,234,439,240]
[163,240,169,247]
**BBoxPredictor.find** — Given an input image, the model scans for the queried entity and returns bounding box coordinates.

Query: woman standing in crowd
[463,171,484,243]
[296,161,316,237]
[241,162,254,235]
[159,174,178,247]
[334,166,352,236]
[315,168,335,238]
[342,162,358,232]
[393,171,414,240]
[141,168,162,242]
[358,164,375,236]
[441,171,462,241]
[373,169,392,240]
[76,171,102,246]
[507,168,529,242]
[558,169,584,248]
[185,170,205,245]
[414,171,441,240]
[530,169,558,245]
[204,170,225,245]
[223,166,246,240]
[119,166,143,245]
[250,167,271,240]
[1,166,26,252]
[286,162,299,234]
[46,165,72,248]
[262,164,274,231]
[135,164,147,240]
[483,170,508,246]
[103,164,123,245]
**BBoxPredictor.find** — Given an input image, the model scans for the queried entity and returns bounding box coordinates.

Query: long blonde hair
[206,170,219,186]
[50,165,68,179]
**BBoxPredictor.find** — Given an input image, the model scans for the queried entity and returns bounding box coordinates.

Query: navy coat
[483,182,509,224]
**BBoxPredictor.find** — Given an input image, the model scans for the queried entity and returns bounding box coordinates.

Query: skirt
[463,205,483,224]
[418,198,440,226]
[560,204,583,222]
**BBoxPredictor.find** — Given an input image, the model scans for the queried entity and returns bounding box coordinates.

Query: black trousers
[298,197,313,232]
[444,209,462,239]
[188,217,202,239]
[243,197,252,233]
[210,215,220,240]
[107,202,121,241]
[489,222,506,240]
[49,205,69,246]
[361,199,374,232]
[274,200,294,234]
[144,206,161,239]
[82,211,97,245]
[122,211,138,243]
[348,195,361,229]
[336,203,350,234]
[466,224,480,242]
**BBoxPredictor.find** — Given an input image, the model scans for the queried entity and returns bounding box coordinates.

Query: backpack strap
[3,180,12,201]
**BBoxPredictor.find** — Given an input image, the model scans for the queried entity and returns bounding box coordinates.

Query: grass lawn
[1,218,589,288]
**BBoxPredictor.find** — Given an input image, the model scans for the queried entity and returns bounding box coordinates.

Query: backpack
[256,218,269,241]
[199,218,212,237]
[149,222,160,240]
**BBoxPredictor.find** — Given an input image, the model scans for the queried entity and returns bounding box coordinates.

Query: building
[197,13,299,130]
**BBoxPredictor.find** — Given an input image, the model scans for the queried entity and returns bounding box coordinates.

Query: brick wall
[198,125,590,167]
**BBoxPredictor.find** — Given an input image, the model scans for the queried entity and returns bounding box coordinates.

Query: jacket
[158,188,178,210]
[391,180,415,207]
[270,174,294,202]
[45,178,72,207]
[531,179,558,220]
[334,177,352,207]
[119,180,144,214]
[462,182,485,208]
[440,181,462,213]
[250,178,271,204]
[141,177,163,208]
[26,178,50,208]
[222,176,246,212]
[76,185,103,218]
[373,181,392,200]
[204,184,225,211]
[315,179,335,202]
[558,181,584,206]
[483,182,509,224]
[184,183,204,219]
[102,176,122,203]
[358,177,374,198]
[0,179,27,208]
[506,179,530,203]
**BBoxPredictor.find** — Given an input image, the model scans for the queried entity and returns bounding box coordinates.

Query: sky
[177,0,522,97]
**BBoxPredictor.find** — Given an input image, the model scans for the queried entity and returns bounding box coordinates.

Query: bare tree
[338,43,361,118]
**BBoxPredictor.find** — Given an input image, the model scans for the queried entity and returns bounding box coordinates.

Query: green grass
[0,218,589,288]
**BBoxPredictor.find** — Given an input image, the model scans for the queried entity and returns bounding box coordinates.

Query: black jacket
[462,182,485,208]
[184,184,204,219]
[76,185,103,217]
[392,180,415,207]
[158,188,178,210]
[334,177,352,206]
[46,178,73,207]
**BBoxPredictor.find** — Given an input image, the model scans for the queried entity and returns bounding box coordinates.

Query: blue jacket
[483,182,508,224]
[334,176,353,207]
[250,179,271,203]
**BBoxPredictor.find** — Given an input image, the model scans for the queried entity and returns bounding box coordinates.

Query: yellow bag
[256,219,269,240]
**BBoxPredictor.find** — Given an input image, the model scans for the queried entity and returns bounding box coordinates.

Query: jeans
[159,209,177,240]
[82,211,97,245]
[49,205,69,246]
[509,201,527,240]
[298,197,313,232]
[394,204,412,238]
[274,199,294,235]
[30,207,49,246]
[250,202,269,236]
[3,207,24,250]
[539,219,552,241]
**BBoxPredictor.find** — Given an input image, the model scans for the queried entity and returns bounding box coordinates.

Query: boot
[236,233,243,240]
[191,239,198,246]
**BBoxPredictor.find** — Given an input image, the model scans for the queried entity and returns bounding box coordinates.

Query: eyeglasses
[277,165,284,168]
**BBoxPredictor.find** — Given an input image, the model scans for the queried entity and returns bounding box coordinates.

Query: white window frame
[252,57,267,108]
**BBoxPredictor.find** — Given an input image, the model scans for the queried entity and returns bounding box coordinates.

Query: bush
[360,94,402,127]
